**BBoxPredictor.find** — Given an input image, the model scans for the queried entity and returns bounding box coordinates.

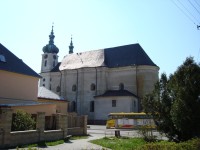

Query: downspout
[135,65,140,112]
[76,69,78,113]
[95,67,97,95]
[59,71,62,96]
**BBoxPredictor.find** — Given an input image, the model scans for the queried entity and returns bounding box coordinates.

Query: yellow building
[0,43,64,116]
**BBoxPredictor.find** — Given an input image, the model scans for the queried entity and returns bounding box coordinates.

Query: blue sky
[0,0,200,76]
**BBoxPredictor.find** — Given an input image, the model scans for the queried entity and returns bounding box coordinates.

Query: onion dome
[43,26,59,54]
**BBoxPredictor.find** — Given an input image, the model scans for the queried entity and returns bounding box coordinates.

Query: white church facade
[39,27,159,123]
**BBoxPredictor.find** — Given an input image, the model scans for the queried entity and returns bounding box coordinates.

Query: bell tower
[41,25,59,73]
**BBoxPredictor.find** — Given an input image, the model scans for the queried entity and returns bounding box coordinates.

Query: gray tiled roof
[50,62,61,72]
[94,90,138,98]
[0,43,41,78]
[38,86,64,100]
[59,43,157,70]
[104,43,157,67]
[0,97,51,107]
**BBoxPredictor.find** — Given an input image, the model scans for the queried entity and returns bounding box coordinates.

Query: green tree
[142,57,200,141]
[12,110,36,131]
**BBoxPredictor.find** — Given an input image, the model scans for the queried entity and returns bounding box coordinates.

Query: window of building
[119,83,124,90]
[134,100,136,107]
[49,84,51,90]
[43,84,45,87]
[71,101,76,112]
[56,86,61,92]
[44,60,47,67]
[43,78,45,81]
[53,61,55,67]
[50,78,52,81]
[44,54,48,59]
[112,100,116,107]
[90,83,96,91]
[90,101,94,112]
[0,54,6,62]
[72,85,77,91]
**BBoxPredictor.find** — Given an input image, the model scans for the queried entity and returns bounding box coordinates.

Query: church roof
[38,86,65,100]
[51,62,61,72]
[0,43,41,78]
[60,49,105,70]
[59,43,157,70]
[104,43,157,67]
[94,90,138,98]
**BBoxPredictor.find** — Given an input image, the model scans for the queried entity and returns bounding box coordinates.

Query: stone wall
[0,108,87,149]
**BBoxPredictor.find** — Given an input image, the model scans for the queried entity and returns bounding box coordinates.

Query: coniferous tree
[142,57,200,141]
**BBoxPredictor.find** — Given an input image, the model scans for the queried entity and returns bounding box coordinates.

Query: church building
[39,26,159,123]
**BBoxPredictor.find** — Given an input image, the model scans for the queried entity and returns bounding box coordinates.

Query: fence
[0,108,87,149]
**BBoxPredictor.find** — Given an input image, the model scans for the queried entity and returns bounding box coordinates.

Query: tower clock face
[44,54,48,59]
[53,55,56,59]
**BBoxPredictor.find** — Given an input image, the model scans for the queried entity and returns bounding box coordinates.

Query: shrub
[138,125,157,142]
[12,110,36,131]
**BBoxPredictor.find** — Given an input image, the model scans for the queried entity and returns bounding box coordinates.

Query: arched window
[90,83,96,91]
[43,84,45,87]
[72,85,77,91]
[71,101,76,112]
[43,78,45,81]
[44,60,47,67]
[56,86,61,92]
[119,83,124,90]
[90,101,94,112]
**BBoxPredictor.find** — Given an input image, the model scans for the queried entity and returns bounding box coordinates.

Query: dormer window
[0,54,6,62]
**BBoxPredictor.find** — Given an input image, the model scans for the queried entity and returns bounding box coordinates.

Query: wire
[188,0,200,16]
[177,0,200,24]
[171,0,197,25]
[194,0,200,9]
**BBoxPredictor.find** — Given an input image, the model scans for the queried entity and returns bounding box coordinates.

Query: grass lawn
[91,137,146,150]
[90,137,200,150]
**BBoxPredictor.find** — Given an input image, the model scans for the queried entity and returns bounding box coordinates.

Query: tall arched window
[72,85,77,92]
[44,60,47,67]
[119,83,124,90]
[56,86,61,92]
[90,83,96,91]
[90,101,94,112]
[71,101,76,112]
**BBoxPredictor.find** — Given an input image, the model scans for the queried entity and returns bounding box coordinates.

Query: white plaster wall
[94,96,136,120]
[107,66,137,94]
[41,53,58,73]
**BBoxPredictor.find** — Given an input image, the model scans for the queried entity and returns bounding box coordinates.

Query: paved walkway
[9,125,166,150]
[35,134,108,150]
